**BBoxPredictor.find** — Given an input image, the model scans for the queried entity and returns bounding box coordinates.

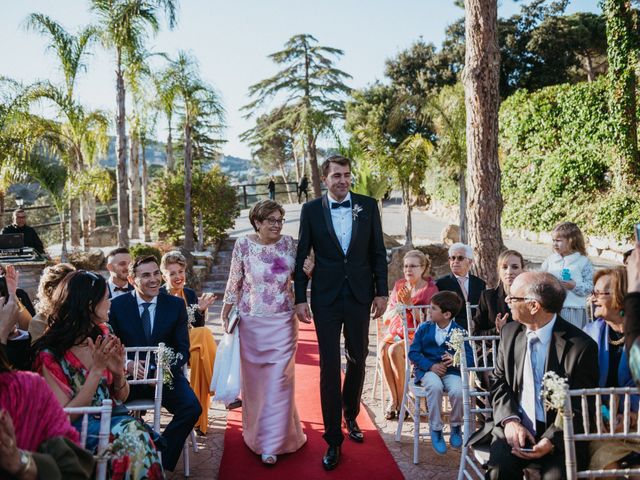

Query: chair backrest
[464,302,478,327]
[399,305,432,377]
[460,335,500,445]
[124,343,165,432]
[562,386,640,480]
[63,399,112,480]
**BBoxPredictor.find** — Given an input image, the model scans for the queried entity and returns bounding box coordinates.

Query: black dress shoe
[345,419,364,443]
[322,445,340,471]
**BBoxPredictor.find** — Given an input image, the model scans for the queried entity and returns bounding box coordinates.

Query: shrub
[129,244,163,265]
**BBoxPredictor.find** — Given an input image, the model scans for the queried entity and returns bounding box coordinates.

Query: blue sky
[1,0,600,159]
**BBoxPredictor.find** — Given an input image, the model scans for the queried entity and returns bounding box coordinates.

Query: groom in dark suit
[476,271,598,479]
[109,255,201,472]
[294,155,388,471]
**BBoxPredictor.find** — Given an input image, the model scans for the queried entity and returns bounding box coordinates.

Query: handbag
[227,305,240,333]
[210,328,241,403]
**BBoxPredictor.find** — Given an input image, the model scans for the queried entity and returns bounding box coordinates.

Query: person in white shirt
[106,247,133,298]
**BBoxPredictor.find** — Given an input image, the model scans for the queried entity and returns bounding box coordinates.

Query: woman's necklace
[609,328,625,346]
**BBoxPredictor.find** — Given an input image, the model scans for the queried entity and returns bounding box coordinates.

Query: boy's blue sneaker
[430,429,447,455]
[450,425,463,449]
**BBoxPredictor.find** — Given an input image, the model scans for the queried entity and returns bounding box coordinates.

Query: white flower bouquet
[445,328,467,367]
[155,345,183,390]
[541,371,569,428]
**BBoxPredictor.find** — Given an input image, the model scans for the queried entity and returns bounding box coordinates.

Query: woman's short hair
[448,242,474,260]
[248,200,285,232]
[36,263,76,315]
[160,250,187,271]
[552,221,587,256]
[593,267,627,312]
[496,250,525,273]
[403,249,432,279]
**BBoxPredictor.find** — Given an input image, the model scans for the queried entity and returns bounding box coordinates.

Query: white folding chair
[457,335,499,480]
[181,363,199,478]
[124,344,164,433]
[64,399,112,480]
[464,302,478,332]
[371,314,387,417]
[563,386,640,479]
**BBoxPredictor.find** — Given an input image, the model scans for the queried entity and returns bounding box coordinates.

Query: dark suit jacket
[294,192,388,307]
[108,292,190,375]
[435,273,486,329]
[487,316,599,453]
[470,283,511,337]
[107,282,134,299]
[160,285,205,327]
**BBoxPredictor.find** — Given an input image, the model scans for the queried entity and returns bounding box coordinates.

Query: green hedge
[500,77,640,241]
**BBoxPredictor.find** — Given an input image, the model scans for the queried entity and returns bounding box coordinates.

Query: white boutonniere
[541,371,569,428]
[352,204,363,221]
[155,345,183,389]
[186,304,199,329]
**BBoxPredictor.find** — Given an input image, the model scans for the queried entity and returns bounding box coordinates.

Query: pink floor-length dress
[223,234,306,455]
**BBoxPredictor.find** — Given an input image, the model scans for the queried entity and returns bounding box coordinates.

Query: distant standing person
[1,209,45,255]
[268,178,276,200]
[297,175,309,203]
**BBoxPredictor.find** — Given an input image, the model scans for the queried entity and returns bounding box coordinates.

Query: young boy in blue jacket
[408,291,473,455]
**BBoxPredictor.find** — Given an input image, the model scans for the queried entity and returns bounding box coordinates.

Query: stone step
[206,272,229,282]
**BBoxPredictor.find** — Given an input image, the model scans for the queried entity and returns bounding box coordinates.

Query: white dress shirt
[435,320,453,346]
[524,315,557,422]
[135,292,158,333]
[108,278,130,298]
[328,192,353,255]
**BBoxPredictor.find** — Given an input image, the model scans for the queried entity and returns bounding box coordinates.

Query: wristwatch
[16,450,32,477]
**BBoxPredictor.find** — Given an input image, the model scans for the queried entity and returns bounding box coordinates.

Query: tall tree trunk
[81,192,96,251]
[307,134,322,198]
[183,119,194,251]
[463,0,504,287]
[403,183,413,246]
[0,191,5,229]
[293,146,301,184]
[141,137,151,242]
[458,166,468,244]
[197,211,204,251]
[584,54,595,82]
[603,0,639,190]
[59,207,68,262]
[69,198,81,247]
[277,158,294,204]
[115,49,130,246]
[166,116,174,171]
[128,132,140,240]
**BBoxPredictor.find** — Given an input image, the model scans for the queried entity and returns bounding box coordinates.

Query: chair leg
[182,440,190,478]
[190,430,198,453]
[395,375,411,441]
[413,396,421,464]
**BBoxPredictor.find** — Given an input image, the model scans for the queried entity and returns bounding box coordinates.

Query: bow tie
[114,286,130,292]
[331,200,351,209]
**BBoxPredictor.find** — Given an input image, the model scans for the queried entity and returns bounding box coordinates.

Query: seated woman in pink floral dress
[220,200,310,466]
[379,250,438,420]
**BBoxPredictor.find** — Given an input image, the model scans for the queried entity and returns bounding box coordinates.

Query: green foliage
[500,77,640,240]
[148,167,239,246]
[129,243,162,264]
[350,156,389,200]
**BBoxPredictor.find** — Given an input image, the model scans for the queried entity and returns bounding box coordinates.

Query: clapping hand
[0,295,18,344]
[198,292,217,312]
[105,335,125,375]
[3,265,18,296]
[560,280,576,290]
[0,410,22,477]
[87,335,111,372]
[495,313,509,332]
[397,285,411,305]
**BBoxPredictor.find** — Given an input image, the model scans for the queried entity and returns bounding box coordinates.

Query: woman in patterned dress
[33,270,163,480]
[221,200,310,465]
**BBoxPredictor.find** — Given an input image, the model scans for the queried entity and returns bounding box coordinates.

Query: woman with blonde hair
[160,250,217,436]
[379,249,438,420]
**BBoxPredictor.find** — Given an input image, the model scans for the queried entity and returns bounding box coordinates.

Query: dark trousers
[130,374,201,471]
[486,422,565,480]
[312,283,370,446]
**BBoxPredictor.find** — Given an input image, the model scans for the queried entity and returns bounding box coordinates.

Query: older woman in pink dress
[220,200,308,465]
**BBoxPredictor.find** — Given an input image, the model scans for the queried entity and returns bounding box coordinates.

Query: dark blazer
[486,316,599,453]
[160,285,205,327]
[435,273,486,330]
[470,283,511,337]
[294,192,388,307]
[16,288,35,317]
[108,292,190,374]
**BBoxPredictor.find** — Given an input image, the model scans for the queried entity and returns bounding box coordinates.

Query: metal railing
[232,181,326,208]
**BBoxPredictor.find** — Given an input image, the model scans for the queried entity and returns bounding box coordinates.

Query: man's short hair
[321,155,351,177]
[107,246,130,261]
[431,291,463,318]
[13,208,25,217]
[128,255,159,278]
[448,242,474,260]
[521,272,566,314]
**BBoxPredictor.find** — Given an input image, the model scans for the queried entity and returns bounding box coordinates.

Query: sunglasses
[449,255,468,262]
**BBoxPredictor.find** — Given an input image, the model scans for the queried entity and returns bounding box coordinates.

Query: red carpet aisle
[218,322,404,479]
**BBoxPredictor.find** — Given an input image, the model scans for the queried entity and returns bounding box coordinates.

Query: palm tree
[24,13,101,248]
[162,51,225,250]
[154,64,178,171]
[90,0,177,246]
[243,34,352,198]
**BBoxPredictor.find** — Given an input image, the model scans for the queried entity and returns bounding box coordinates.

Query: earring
[620,310,625,317]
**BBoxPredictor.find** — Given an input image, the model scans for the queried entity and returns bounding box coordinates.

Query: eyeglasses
[403,264,423,269]
[264,217,285,226]
[449,255,467,262]
[505,295,536,304]
[590,291,611,298]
